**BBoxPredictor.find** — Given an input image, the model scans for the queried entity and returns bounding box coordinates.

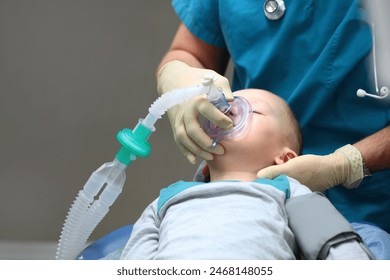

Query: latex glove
[157,60,234,164]
[256,144,364,192]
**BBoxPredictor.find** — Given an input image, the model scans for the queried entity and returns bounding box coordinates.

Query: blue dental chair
[77,224,133,260]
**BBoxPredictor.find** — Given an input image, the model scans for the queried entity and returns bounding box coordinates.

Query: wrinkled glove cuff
[335,144,363,189]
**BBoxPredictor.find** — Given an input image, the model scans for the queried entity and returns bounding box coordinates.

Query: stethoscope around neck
[264,0,389,100]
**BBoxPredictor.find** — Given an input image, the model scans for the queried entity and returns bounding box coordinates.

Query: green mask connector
[115,121,153,166]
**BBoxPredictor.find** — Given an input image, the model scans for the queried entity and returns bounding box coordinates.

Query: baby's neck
[209,170,258,182]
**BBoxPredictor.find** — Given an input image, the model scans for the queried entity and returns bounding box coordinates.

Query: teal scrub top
[172,0,390,232]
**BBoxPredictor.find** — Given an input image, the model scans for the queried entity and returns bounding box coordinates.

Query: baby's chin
[208,149,247,169]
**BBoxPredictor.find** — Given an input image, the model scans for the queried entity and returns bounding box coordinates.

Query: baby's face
[213,89,288,171]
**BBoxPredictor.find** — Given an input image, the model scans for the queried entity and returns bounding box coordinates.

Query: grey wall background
[0,0,197,245]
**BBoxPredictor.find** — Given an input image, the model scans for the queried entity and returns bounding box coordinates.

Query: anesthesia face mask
[203,96,254,148]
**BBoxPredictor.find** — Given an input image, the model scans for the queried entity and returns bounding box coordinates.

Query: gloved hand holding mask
[157,60,234,164]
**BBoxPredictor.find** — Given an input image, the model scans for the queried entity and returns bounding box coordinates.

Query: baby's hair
[275,96,303,155]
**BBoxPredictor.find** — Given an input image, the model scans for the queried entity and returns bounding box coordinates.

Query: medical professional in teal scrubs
[156,0,390,258]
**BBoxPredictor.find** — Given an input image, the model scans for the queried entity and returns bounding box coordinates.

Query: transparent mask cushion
[203,96,253,141]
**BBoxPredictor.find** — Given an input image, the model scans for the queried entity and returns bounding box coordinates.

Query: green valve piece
[116,124,152,166]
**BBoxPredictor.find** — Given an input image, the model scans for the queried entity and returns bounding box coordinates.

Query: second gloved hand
[157,60,234,164]
[256,144,364,192]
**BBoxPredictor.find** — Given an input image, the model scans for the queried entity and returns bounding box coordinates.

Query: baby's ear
[274,147,298,165]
